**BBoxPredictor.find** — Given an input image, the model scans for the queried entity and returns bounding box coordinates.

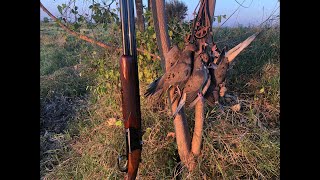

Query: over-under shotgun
[118,0,142,179]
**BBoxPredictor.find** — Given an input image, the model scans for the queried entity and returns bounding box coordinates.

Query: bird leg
[172,93,187,117]
[171,86,182,105]
[176,86,182,96]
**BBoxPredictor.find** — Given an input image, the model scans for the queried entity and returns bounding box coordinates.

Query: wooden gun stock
[119,55,142,180]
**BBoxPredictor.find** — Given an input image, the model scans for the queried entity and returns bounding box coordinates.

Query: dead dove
[204,31,260,106]
[172,53,210,116]
[204,47,229,107]
[144,44,197,99]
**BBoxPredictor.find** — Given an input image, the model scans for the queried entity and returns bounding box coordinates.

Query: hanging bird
[204,47,228,107]
[172,53,210,116]
[204,31,260,106]
[144,44,197,99]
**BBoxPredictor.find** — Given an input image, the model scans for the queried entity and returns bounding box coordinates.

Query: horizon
[40,0,279,27]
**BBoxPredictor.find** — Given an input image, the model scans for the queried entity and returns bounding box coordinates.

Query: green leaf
[103,23,108,29]
[169,30,173,37]
[73,22,80,30]
[146,127,152,134]
[115,120,123,126]
[218,16,222,23]
[146,53,151,61]
[57,5,62,14]
[78,16,84,22]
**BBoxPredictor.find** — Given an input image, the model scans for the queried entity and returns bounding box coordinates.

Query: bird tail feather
[144,77,163,97]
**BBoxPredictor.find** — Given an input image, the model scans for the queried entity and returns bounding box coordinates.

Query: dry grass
[40,23,279,179]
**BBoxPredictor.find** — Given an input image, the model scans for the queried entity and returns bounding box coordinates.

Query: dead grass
[40,25,279,179]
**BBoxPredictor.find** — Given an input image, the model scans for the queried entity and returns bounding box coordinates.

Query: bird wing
[172,71,205,116]
[184,67,208,107]
[204,55,229,106]
[188,73,211,108]
[163,62,192,89]
[214,56,229,85]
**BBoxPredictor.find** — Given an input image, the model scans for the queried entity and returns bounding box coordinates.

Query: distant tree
[165,0,188,23]
[43,17,49,23]
[148,0,151,11]
[135,0,145,32]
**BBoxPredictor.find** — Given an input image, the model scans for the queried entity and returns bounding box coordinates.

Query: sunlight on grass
[40,21,279,179]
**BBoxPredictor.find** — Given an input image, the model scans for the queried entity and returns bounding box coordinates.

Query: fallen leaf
[230,103,241,112]
[107,118,116,126]
[115,120,123,127]
[166,132,175,140]
[146,127,152,134]
[220,87,227,97]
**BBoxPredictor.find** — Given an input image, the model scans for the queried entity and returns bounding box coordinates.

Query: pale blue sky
[41,0,279,27]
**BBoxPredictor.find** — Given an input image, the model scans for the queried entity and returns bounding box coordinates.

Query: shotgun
[117,0,142,179]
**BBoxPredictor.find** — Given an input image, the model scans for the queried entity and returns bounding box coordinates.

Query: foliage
[214,14,227,23]
[43,17,49,23]
[168,19,192,49]
[136,10,162,84]
[57,0,119,31]
[88,2,119,25]
[165,0,188,23]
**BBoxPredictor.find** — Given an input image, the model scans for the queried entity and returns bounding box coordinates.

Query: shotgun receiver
[117,0,142,179]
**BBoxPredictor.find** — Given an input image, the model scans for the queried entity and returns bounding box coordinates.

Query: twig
[40,2,160,60]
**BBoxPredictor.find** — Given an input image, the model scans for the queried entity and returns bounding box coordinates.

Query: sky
[40,0,279,27]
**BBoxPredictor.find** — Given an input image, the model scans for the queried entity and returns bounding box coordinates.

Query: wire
[213,0,279,42]
[234,0,253,8]
[257,5,279,28]
[215,2,279,45]
[213,0,247,40]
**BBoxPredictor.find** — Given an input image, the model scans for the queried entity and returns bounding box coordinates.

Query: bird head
[207,46,227,69]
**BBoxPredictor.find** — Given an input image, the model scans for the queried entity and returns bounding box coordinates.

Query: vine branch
[40,2,160,60]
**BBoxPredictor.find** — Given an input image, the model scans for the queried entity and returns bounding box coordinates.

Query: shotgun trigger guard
[126,127,142,152]
[117,154,128,172]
